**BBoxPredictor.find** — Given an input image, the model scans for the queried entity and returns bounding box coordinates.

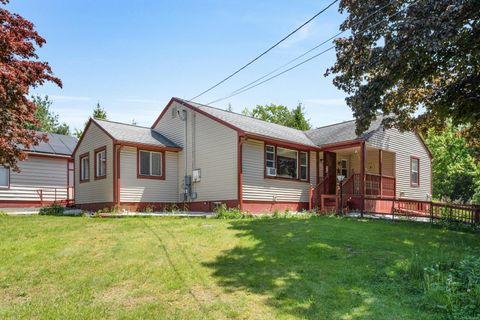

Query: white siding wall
[74,122,114,204]
[0,156,68,201]
[242,139,313,203]
[368,128,431,200]
[154,101,238,201]
[119,147,178,202]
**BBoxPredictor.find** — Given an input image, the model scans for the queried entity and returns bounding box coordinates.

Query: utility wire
[208,7,407,105]
[226,1,396,97]
[190,0,339,101]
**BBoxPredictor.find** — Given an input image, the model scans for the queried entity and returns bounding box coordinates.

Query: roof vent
[171,106,178,119]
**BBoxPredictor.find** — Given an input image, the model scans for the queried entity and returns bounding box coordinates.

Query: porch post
[360,142,366,217]
[379,149,383,197]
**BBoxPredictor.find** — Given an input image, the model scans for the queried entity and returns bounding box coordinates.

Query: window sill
[79,179,90,184]
[94,175,107,180]
[137,174,165,180]
[265,175,310,183]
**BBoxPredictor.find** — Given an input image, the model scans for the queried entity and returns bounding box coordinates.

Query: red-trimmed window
[94,147,107,179]
[138,150,164,179]
[265,144,309,181]
[0,166,10,188]
[410,157,419,187]
[79,153,90,182]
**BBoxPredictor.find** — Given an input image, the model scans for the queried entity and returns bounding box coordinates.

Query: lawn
[0,215,479,319]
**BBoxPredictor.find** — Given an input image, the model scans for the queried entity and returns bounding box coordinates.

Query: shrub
[143,203,155,213]
[39,204,64,216]
[214,204,245,219]
[423,255,480,319]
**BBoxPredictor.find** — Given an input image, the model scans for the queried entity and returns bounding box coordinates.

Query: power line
[189,0,339,101]
[227,1,396,97]
[208,3,409,104]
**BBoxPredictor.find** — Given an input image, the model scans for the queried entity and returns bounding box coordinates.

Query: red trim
[0,166,10,190]
[26,152,72,160]
[136,148,166,180]
[152,97,245,134]
[116,141,181,152]
[116,145,122,206]
[242,200,309,213]
[320,140,363,151]
[94,146,107,180]
[246,134,317,151]
[410,156,420,188]
[360,141,366,212]
[415,132,433,159]
[237,134,244,211]
[0,200,67,208]
[263,142,310,183]
[79,152,90,183]
[72,119,113,156]
[378,149,383,196]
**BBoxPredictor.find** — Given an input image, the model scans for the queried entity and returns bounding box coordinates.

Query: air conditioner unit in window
[266,167,276,177]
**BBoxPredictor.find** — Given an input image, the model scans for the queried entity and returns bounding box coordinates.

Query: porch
[313,142,396,212]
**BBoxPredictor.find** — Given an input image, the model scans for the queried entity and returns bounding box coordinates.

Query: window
[300,152,308,180]
[95,147,106,179]
[339,159,348,178]
[0,166,9,188]
[411,157,419,187]
[138,150,163,178]
[80,153,90,182]
[265,144,309,181]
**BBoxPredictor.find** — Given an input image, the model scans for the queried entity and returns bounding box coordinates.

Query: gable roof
[170,98,317,147]
[23,132,78,156]
[92,118,180,149]
[305,117,385,147]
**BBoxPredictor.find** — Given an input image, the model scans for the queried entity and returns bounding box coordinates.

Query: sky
[8,0,353,132]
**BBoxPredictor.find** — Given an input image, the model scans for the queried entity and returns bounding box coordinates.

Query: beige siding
[74,122,114,204]
[154,101,238,201]
[119,147,178,202]
[367,128,431,200]
[242,139,312,203]
[347,148,395,177]
[0,156,68,201]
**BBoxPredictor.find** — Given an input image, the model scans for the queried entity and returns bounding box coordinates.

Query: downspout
[237,134,245,211]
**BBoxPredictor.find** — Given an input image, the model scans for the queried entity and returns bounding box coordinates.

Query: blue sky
[8,0,353,132]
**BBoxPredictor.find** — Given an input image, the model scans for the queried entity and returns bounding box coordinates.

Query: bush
[214,204,246,219]
[39,204,65,216]
[423,256,480,319]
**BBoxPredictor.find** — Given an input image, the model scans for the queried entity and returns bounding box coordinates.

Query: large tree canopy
[327,0,479,154]
[0,0,61,171]
[242,103,312,130]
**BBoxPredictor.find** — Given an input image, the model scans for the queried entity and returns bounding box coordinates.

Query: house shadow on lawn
[203,217,476,319]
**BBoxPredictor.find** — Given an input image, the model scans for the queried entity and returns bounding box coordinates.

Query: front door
[324,151,337,194]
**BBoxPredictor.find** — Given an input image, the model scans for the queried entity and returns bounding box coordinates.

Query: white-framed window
[0,166,9,188]
[300,152,308,180]
[139,150,162,177]
[411,157,419,187]
[95,148,106,178]
[276,147,298,179]
[80,154,89,182]
[266,145,275,169]
[339,159,348,178]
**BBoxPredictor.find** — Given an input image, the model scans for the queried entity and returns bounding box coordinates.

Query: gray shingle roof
[24,132,78,156]
[305,116,385,146]
[179,99,317,147]
[93,118,180,148]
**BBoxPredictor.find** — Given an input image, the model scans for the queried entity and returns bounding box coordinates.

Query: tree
[74,102,107,138]
[425,122,480,203]
[92,102,107,120]
[26,95,70,135]
[243,103,311,130]
[0,0,62,171]
[327,0,480,156]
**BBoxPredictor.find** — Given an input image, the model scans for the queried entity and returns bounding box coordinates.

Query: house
[0,133,77,208]
[73,97,432,213]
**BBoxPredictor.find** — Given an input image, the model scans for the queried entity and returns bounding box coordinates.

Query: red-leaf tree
[0,0,61,171]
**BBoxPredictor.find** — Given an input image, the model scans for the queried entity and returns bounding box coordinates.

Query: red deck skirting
[0,200,68,208]
[242,201,309,214]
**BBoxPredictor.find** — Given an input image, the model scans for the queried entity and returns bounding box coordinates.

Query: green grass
[0,216,479,319]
